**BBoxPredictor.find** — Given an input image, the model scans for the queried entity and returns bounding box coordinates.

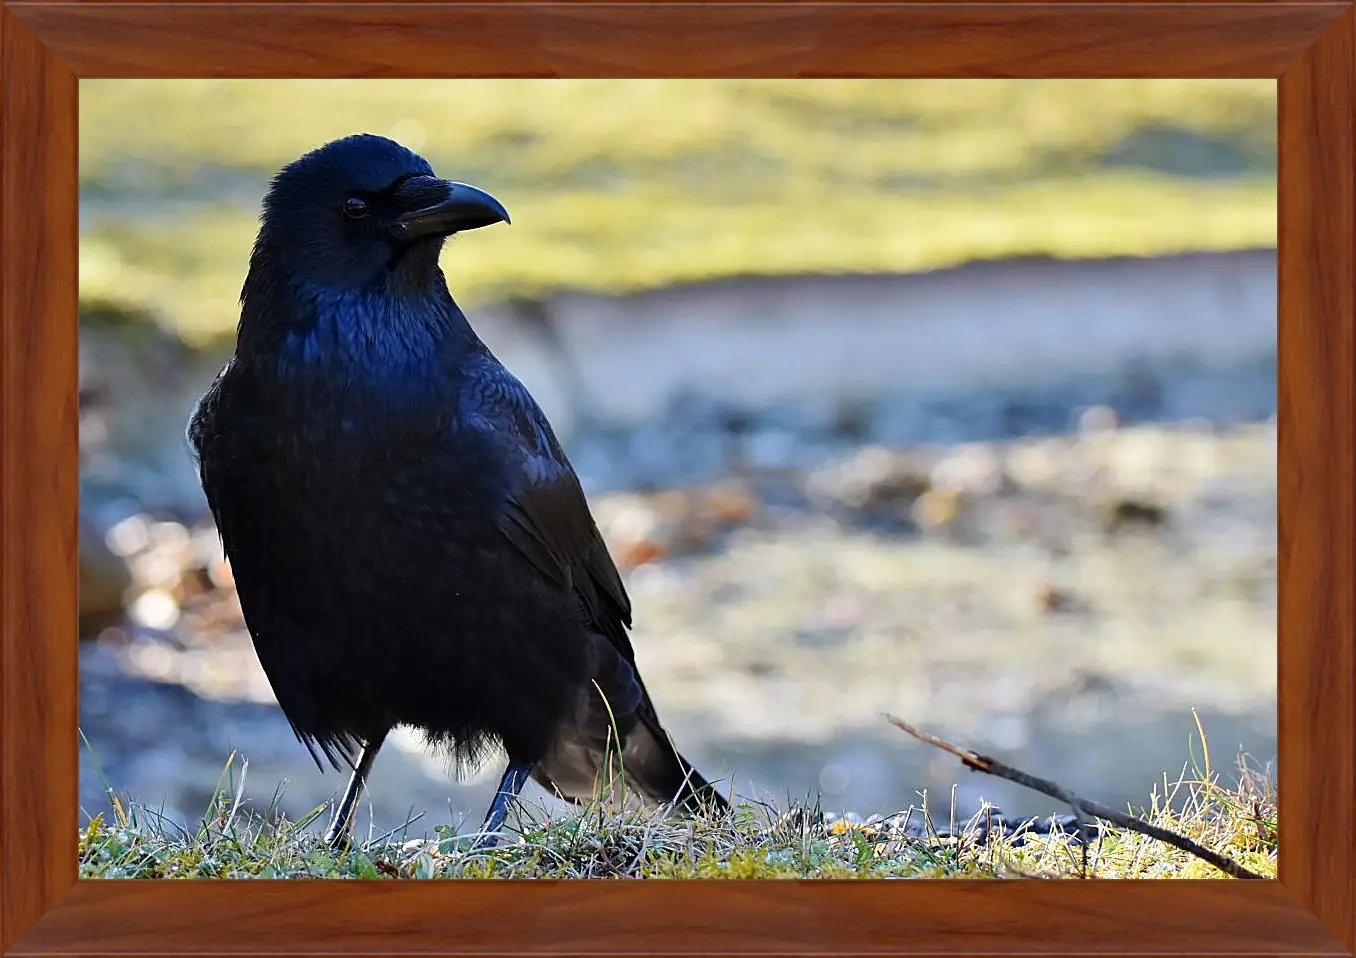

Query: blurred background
[78,80,1277,838]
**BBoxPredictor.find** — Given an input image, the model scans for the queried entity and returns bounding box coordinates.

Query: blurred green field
[80,80,1276,345]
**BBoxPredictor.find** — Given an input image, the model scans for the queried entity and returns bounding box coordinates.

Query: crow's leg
[471,762,533,849]
[324,731,388,849]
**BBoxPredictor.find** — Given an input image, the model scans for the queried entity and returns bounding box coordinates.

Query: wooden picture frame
[1,2,1347,955]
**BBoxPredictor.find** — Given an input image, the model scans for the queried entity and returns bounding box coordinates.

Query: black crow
[187,133,728,848]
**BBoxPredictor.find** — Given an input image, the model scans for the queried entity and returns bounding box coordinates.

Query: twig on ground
[883,713,1266,880]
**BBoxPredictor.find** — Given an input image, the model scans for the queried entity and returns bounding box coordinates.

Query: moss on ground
[80,80,1275,344]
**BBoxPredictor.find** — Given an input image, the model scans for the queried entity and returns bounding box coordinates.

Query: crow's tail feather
[624,717,730,816]
[532,714,730,817]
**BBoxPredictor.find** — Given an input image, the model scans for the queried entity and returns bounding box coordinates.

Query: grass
[79,80,1276,345]
[80,747,1277,880]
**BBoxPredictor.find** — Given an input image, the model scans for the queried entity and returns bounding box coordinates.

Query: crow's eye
[343,197,369,219]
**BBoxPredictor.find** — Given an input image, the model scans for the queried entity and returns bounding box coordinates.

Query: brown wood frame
[0,2,1348,955]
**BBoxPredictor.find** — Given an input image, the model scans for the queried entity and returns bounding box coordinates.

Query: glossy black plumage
[187,134,727,843]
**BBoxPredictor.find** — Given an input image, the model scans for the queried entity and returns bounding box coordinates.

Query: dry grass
[79,743,1276,879]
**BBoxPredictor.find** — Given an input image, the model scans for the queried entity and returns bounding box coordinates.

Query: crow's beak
[390,178,510,241]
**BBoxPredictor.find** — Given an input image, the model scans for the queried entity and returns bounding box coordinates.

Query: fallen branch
[883,713,1265,880]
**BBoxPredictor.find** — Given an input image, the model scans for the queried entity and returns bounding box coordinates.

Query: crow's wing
[468,362,727,812]
[466,362,634,659]
[499,446,635,657]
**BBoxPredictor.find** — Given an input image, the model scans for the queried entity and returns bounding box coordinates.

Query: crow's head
[252,133,510,290]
